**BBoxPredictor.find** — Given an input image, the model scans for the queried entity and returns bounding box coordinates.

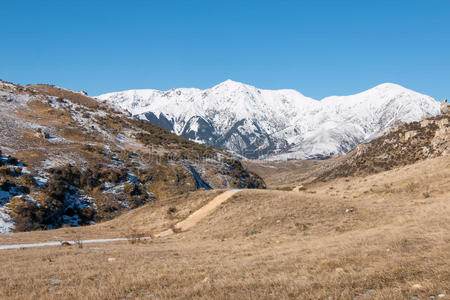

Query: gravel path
[0,189,242,250]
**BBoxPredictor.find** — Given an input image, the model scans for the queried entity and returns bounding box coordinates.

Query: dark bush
[0,167,14,177]
[19,174,37,187]
[123,182,140,195]
[6,156,19,165]
[8,196,44,232]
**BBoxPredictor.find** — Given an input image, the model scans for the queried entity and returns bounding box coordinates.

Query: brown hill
[315,112,449,181]
[0,80,264,232]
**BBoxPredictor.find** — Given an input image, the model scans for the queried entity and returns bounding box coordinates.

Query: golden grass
[27,84,99,109]
[0,156,449,299]
[245,159,325,188]
[0,190,222,245]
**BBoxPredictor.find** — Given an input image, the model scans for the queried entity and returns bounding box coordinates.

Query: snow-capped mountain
[97,80,441,159]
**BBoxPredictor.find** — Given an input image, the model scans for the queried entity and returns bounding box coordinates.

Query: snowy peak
[212,79,248,90]
[97,81,441,159]
[367,82,407,92]
[322,83,429,102]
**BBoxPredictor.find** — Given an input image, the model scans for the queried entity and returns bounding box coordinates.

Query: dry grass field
[0,190,223,245]
[1,155,449,299]
[244,159,325,188]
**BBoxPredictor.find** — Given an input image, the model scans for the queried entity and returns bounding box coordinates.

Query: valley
[3,2,449,299]
[0,79,448,299]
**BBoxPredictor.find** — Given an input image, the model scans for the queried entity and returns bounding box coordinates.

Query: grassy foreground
[1,155,449,299]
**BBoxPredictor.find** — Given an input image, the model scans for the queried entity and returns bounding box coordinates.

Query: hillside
[315,112,449,181]
[0,80,264,233]
[97,80,440,159]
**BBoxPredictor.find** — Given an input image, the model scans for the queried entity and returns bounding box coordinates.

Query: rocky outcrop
[441,99,449,114]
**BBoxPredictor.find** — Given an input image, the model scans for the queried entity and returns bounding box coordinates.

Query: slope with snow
[0,80,265,233]
[97,81,441,159]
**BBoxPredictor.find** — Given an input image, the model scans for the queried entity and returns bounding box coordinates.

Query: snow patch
[0,208,14,234]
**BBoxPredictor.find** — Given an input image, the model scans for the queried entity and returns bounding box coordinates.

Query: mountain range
[97,80,441,159]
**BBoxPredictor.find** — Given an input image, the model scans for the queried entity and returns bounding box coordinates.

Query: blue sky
[1,0,449,100]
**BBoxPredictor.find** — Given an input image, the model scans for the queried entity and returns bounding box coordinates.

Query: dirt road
[0,189,242,250]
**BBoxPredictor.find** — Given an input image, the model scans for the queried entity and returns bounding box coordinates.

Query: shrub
[123,182,135,195]
[405,182,418,193]
[126,228,147,244]
[0,167,14,177]
[17,174,36,187]
[8,196,44,232]
[6,156,19,165]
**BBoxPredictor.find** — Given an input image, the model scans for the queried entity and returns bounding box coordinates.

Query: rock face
[316,113,449,181]
[441,99,449,114]
[97,80,441,159]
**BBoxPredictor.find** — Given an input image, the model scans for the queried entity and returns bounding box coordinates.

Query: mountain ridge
[97,80,441,159]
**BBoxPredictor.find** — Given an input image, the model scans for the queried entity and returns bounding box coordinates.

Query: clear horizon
[1,0,449,101]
